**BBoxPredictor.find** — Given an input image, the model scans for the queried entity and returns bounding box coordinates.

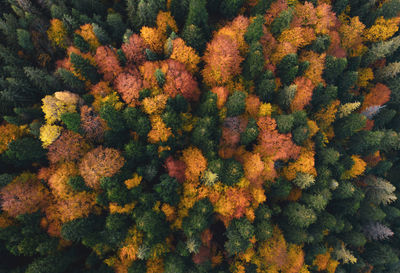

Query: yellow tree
[341,155,366,180]
[181,147,207,182]
[0,123,26,153]
[364,16,400,42]
[75,24,100,51]
[168,38,201,73]
[140,26,165,54]
[47,19,69,49]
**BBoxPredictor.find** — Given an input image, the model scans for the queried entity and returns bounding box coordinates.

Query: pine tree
[364,176,397,206]
[276,54,299,86]
[220,0,245,19]
[182,0,209,52]
[70,53,100,84]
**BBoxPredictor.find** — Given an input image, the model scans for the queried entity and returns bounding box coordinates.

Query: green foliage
[323,56,347,84]
[99,103,125,132]
[154,174,180,205]
[221,159,244,186]
[106,13,126,42]
[68,176,90,192]
[225,218,255,255]
[283,203,317,228]
[226,91,246,117]
[270,9,293,36]
[136,0,166,28]
[276,54,298,86]
[73,33,90,53]
[308,35,331,53]
[255,71,276,102]
[16,29,34,52]
[123,107,151,138]
[276,114,294,133]
[70,53,100,84]
[243,42,264,80]
[182,199,213,237]
[245,15,265,44]
[220,0,245,19]
[56,68,86,94]
[60,112,82,134]
[240,118,259,145]
[183,0,209,51]
[335,113,367,139]
[164,254,186,273]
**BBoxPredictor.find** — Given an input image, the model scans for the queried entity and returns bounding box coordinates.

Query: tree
[255,116,301,161]
[163,59,200,101]
[225,217,255,255]
[75,24,100,51]
[245,15,265,44]
[106,13,126,42]
[341,155,366,180]
[121,34,147,65]
[243,41,264,80]
[290,77,314,111]
[79,146,125,190]
[114,72,143,107]
[202,34,243,86]
[276,54,298,86]
[70,52,100,84]
[39,124,63,148]
[94,46,123,81]
[270,9,293,36]
[184,0,209,40]
[364,175,397,205]
[181,147,207,181]
[16,29,34,53]
[80,105,107,142]
[284,203,317,228]
[361,35,400,65]
[0,123,26,154]
[225,91,246,117]
[47,19,69,49]
[56,68,86,94]
[140,26,165,54]
[219,0,245,19]
[339,16,365,55]
[0,173,49,217]
[169,38,201,73]
[363,222,394,241]
[3,137,47,167]
[334,113,367,139]
[154,175,180,205]
[375,61,400,81]
[363,16,400,42]
[135,0,166,28]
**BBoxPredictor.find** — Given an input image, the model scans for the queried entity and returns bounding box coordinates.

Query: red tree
[79,146,125,190]
[94,46,123,81]
[163,59,200,101]
[361,83,391,111]
[47,130,91,164]
[291,77,315,111]
[1,173,50,217]
[165,156,186,183]
[114,71,143,106]
[121,34,146,65]
[80,105,107,142]
[255,116,301,161]
[202,34,243,87]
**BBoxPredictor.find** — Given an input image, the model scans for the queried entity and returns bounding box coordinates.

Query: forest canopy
[1,0,400,272]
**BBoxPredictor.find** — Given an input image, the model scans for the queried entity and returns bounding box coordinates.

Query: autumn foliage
[1,1,400,273]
